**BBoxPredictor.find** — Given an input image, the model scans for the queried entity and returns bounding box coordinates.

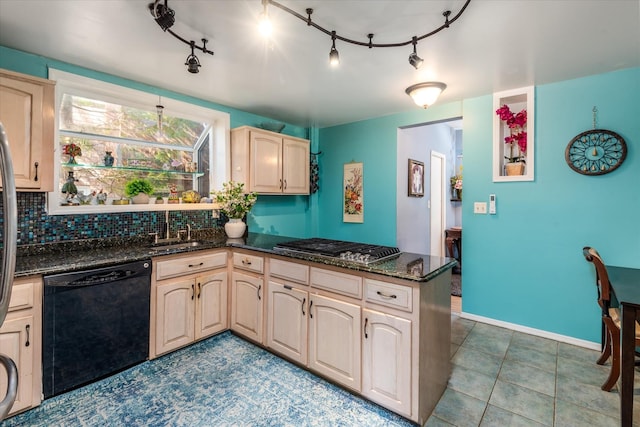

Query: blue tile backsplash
[0,192,222,248]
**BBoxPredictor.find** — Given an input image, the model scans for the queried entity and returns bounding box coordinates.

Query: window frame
[47,69,230,215]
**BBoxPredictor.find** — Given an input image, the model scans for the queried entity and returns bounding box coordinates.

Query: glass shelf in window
[60,162,205,178]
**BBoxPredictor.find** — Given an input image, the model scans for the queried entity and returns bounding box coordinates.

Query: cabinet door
[230,271,264,343]
[0,315,34,415]
[362,309,412,417]
[195,271,228,340]
[0,73,53,190]
[250,131,283,193]
[155,278,195,356]
[308,294,361,391]
[266,281,308,365]
[282,138,309,194]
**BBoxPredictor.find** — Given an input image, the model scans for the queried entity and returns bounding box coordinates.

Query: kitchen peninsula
[10,232,455,425]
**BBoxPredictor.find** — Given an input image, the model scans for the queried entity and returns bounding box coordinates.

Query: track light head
[329,31,339,66]
[409,52,423,70]
[409,37,423,69]
[258,0,272,36]
[185,41,201,73]
[149,0,175,31]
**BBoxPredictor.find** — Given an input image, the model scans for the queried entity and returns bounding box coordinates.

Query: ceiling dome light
[405,82,447,108]
[329,31,339,67]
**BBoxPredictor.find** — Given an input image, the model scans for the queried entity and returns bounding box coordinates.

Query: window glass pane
[59,94,206,148]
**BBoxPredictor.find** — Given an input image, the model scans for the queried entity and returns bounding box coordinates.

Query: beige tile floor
[427,310,640,426]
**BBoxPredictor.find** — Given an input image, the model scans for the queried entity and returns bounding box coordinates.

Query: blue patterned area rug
[4,332,415,426]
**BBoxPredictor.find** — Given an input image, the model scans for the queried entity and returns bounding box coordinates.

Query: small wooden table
[445,227,462,272]
[607,266,640,427]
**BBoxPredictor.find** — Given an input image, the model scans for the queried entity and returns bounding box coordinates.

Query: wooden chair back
[583,246,613,315]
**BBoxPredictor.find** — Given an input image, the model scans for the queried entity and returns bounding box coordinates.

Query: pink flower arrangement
[496,105,527,163]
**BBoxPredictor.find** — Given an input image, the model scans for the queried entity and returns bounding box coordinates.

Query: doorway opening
[396,118,463,311]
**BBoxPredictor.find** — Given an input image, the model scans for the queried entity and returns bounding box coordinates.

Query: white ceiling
[0,0,638,128]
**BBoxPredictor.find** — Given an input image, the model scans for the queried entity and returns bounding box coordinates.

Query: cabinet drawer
[270,259,309,284]
[156,251,227,280]
[310,267,362,299]
[365,279,412,312]
[233,252,264,274]
[8,280,34,312]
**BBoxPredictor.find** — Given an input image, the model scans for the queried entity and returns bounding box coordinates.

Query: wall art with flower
[343,162,364,223]
[492,86,535,182]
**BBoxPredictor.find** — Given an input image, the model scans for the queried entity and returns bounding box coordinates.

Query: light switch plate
[474,202,487,214]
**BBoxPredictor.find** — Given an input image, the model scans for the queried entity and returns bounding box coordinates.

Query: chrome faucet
[164,210,171,240]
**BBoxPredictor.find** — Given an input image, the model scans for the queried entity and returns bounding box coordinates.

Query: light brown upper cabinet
[231,126,309,195]
[0,69,54,191]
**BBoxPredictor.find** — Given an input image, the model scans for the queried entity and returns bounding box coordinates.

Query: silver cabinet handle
[364,318,368,339]
[34,162,39,182]
[376,291,397,299]
[189,262,204,268]
[197,282,201,299]
[309,300,313,318]
[242,258,252,265]
[283,179,287,190]
[302,297,306,316]
[191,284,195,300]
[25,324,30,347]
[257,284,262,300]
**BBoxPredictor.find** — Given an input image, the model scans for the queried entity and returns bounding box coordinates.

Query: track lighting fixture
[408,37,423,70]
[185,40,202,74]
[148,0,213,73]
[405,82,447,109]
[259,0,470,69]
[258,0,272,36]
[329,31,339,67]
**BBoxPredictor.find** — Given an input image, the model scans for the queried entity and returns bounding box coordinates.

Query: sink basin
[149,241,204,252]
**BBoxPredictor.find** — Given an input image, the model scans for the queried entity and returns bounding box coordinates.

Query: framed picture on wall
[408,159,424,197]
[343,162,364,223]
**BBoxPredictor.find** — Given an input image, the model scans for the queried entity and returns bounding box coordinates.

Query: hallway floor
[4,317,635,426]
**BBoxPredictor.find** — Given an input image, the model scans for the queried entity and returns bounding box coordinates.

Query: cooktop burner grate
[274,238,400,265]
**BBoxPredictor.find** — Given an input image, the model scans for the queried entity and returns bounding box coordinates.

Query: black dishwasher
[43,260,151,398]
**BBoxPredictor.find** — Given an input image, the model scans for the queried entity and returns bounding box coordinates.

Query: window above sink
[47,69,229,215]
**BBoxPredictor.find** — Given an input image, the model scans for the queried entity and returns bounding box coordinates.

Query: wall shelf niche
[492,86,535,182]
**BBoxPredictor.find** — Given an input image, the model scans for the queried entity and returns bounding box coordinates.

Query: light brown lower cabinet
[230,271,264,344]
[308,293,362,392]
[150,251,228,359]
[266,281,308,365]
[0,276,42,416]
[362,308,412,417]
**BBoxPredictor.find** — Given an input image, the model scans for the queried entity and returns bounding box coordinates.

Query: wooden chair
[583,246,640,391]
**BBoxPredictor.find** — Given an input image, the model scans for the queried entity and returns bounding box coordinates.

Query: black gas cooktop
[274,238,400,265]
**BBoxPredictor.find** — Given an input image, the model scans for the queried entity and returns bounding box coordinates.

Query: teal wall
[317,103,463,247]
[461,68,639,342]
[0,46,312,238]
[318,67,639,343]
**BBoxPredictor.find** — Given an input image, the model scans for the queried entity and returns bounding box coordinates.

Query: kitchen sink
[149,241,204,252]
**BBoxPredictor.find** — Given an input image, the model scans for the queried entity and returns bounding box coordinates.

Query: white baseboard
[459,311,600,351]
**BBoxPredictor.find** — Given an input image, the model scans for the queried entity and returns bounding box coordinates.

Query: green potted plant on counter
[212,181,257,238]
[124,178,154,204]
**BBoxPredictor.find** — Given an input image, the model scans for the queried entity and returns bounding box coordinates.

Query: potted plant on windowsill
[124,178,154,204]
[496,104,527,176]
[212,181,257,238]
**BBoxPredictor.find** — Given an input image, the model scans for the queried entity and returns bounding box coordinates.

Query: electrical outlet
[474,202,487,214]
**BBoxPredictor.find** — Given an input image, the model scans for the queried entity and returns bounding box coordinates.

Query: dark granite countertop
[12,231,456,283]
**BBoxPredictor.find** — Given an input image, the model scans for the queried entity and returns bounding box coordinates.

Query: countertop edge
[13,233,457,283]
